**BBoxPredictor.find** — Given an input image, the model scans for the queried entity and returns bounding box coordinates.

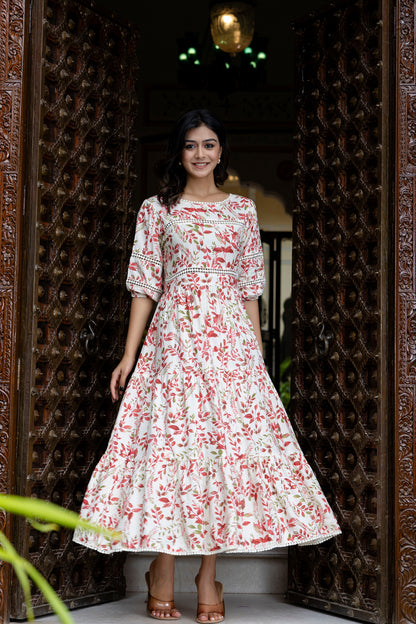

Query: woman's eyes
[184,143,215,150]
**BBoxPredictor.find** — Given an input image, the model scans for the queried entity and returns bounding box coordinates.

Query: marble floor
[34,593,352,624]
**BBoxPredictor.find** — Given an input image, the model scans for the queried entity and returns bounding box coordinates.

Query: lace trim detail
[238,276,265,287]
[126,278,163,295]
[130,251,163,267]
[165,218,244,232]
[241,251,264,261]
[165,267,238,283]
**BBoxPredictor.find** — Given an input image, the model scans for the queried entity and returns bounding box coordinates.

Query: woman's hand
[110,296,155,402]
[110,354,137,402]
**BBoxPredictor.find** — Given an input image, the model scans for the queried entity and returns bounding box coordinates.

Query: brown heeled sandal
[145,571,180,620]
[196,581,225,624]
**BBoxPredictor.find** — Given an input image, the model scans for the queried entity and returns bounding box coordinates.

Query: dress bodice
[126,193,265,302]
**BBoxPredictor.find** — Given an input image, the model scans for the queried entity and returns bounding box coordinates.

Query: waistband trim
[165,267,238,284]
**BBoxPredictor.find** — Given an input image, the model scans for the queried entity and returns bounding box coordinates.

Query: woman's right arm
[110,296,154,401]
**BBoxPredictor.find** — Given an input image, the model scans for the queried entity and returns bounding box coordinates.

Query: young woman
[73,109,341,622]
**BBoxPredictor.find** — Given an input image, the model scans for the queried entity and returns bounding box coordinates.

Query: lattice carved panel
[12,0,138,617]
[288,1,390,621]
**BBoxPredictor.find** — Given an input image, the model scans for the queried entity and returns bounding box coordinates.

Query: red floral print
[73,194,341,554]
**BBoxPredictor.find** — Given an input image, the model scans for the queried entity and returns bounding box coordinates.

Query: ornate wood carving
[396,2,416,622]
[0,0,26,622]
[288,1,391,621]
[10,0,139,618]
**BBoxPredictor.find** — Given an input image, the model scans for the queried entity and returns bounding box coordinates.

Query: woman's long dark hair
[157,109,230,209]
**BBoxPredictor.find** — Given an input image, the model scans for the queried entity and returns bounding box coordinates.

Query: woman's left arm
[244,300,263,356]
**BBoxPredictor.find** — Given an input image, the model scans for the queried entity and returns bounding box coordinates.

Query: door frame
[0,0,26,621]
[394,1,416,623]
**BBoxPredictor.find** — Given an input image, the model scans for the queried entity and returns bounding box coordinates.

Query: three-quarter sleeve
[237,200,266,300]
[126,199,164,302]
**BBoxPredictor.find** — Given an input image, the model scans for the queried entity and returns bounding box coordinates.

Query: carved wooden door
[288,0,392,621]
[11,0,138,618]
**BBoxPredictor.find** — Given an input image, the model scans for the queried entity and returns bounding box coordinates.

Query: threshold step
[34,592,352,624]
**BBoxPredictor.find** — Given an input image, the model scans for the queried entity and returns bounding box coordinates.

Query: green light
[187,47,197,55]
[194,59,200,65]
[214,44,220,50]
[179,53,187,61]
[225,62,230,69]
[250,61,257,68]
[244,47,253,54]
[257,52,266,60]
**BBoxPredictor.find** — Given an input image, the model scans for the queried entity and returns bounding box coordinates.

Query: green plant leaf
[0,495,123,623]
[0,533,34,621]
[0,547,74,624]
[0,495,120,541]
[28,519,59,533]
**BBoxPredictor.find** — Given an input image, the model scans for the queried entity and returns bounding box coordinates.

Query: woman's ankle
[195,573,217,585]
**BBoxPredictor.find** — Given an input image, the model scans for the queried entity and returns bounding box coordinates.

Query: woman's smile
[181,124,222,179]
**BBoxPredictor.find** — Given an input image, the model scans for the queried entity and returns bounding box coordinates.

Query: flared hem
[72,528,341,556]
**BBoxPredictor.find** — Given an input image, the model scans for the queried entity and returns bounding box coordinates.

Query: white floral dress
[73,194,341,554]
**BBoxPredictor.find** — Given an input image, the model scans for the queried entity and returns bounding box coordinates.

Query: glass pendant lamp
[210,2,255,55]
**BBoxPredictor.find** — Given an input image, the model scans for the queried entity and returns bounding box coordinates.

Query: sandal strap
[148,595,176,611]
[197,602,224,616]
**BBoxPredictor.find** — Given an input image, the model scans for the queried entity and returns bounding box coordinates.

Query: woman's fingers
[110,357,135,402]
[119,372,127,391]
[117,372,127,401]
[110,367,122,402]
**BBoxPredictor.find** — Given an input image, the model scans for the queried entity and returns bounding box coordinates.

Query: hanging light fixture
[210,1,255,55]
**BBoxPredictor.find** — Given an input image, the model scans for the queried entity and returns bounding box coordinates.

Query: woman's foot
[195,574,225,623]
[146,557,181,619]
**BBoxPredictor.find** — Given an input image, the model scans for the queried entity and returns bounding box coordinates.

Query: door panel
[12,0,138,617]
[288,0,391,621]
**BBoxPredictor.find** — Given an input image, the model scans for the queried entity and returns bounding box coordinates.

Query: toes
[198,611,224,623]
[199,613,223,622]
[152,609,180,619]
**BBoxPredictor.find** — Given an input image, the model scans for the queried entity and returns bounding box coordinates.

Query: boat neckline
[178,193,232,205]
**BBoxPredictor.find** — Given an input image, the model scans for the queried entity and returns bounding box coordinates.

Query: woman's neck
[182,179,228,202]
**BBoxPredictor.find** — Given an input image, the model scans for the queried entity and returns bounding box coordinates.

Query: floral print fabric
[73,194,341,554]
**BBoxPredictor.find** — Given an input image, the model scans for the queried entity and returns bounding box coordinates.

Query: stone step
[34,592,352,624]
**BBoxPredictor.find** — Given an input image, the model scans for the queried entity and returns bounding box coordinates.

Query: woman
[73,109,341,622]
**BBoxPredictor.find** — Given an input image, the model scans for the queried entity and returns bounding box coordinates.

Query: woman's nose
[196,145,204,158]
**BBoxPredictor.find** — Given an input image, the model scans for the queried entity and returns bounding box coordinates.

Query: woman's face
[181,124,222,181]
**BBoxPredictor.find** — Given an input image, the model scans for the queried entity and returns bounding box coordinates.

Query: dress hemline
[72,528,341,556]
